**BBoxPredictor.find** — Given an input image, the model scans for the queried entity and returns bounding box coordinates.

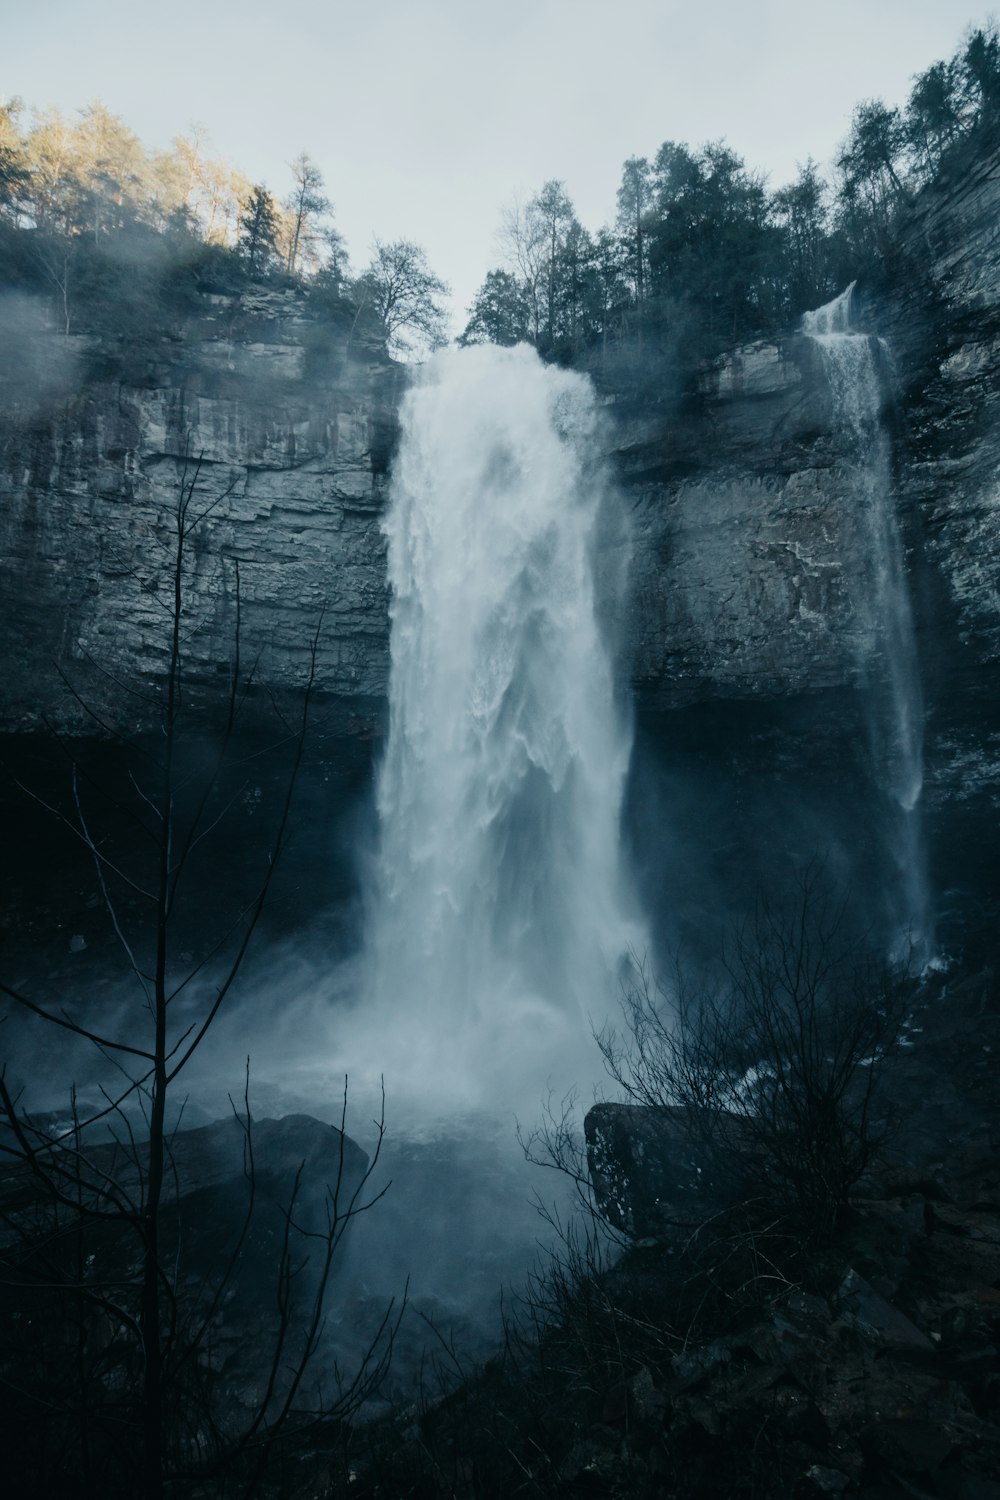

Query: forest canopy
[459,20,1000,372]
[0,20,997,377]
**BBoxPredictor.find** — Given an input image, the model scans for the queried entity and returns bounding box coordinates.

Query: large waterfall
[803,284,931,962]
[365,344,640,1112]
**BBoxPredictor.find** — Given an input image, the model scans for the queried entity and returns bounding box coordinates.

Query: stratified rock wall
[616,337,870,708]
[0,290,397,733]
[2,147,1000,790]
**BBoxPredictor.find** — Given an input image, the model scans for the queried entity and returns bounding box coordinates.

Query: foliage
[0,100,386,371]
[598,873,909,1238]
[462,18,1000,382]
[459,268,531,346]
[283,150,334,276]
[353,237,450,358]
[239,182,281,276]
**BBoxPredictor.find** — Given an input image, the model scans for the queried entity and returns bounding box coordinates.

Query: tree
[72,102,150,240]
[596,872,908,1240]
[906,59,964,176]
[588,225,629,356]
[0,99,29,221]
[0,453,400,1496]
[960,20,1000,126]
[283,150,331,276]
[22,106,85,234]
[616,155,652,312]
[772,160,831,315]
[356,237,450,358]
[835,99,910,256]
[238,183,280,276]
[459,267,530,346]
[556,218,597,352]
[646,139,777,345]
[530,178,575,347]
[498,195,547,342]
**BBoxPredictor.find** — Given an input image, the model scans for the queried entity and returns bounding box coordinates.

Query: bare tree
[498,196,547,343]
[597,871,909,1239]
[0,452,401,1497]
[284,151,331,276]
[355,237,450,358]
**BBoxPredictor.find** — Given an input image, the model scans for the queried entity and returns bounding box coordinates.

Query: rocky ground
[324,967,1000,1500]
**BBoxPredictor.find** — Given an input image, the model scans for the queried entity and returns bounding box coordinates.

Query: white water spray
[803,283,931,961]
[365,344,641,1114]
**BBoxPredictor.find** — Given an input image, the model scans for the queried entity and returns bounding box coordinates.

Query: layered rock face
[0,289,399,734]
[874,150,1000,829]
[618,336,862,708]
[2,149,999,930]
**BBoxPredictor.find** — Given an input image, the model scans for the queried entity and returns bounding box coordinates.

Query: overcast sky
[5,0,978,332]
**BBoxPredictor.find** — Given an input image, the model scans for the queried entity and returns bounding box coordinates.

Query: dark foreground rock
[335,967,1000,1499]
[346,1122,1000,1499]
[584,1100,750,1237]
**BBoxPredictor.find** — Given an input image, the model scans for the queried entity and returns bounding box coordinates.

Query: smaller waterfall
[803,283,931,962]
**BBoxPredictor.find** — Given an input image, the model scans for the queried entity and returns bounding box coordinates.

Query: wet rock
[936,1472,1000,1500]
[859,1416,955,1475]
[836,1268,934,1351]
[0,291,397,737]
[584,1101,750,1236]
[805,1464,852,1495]
[669,1339,733,1388]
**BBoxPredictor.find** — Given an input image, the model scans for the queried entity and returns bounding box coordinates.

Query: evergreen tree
[906,59,964,175]
[238,184,280,276]
[616,156,652,310]
[460,268,530,346]
[772,160,830,315]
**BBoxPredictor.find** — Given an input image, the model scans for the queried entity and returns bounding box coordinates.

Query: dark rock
[836,1268,934,1352]
[936,1471,1000,1500]
[859,1416,955,1475]
[584,1100,750,1237]
[805,1464,852,1495]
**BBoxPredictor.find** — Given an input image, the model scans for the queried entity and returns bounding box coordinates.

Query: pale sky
[4,0,978,332]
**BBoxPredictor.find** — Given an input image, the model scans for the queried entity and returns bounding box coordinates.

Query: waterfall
[365,343,640,1112]
[803,283,931,963]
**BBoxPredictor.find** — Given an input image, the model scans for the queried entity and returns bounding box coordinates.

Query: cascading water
[364,343,642,1113]
[803,283,931,963]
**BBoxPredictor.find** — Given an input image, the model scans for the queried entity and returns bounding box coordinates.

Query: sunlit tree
[0,99,29,221]
[284,151,331,275]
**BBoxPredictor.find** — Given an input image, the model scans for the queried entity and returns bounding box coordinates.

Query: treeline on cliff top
[460,19,1000,378]
[0,19,997,380]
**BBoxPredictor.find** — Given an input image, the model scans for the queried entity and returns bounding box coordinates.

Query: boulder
[584,1100,751,1237]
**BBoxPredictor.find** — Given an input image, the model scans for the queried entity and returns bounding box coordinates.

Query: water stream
[803,283,931,962]
[364,343,642,1114]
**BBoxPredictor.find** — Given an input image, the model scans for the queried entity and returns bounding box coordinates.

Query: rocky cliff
[0,288,399,735]
[2,148,1000,936]
[620,141,1000,727]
